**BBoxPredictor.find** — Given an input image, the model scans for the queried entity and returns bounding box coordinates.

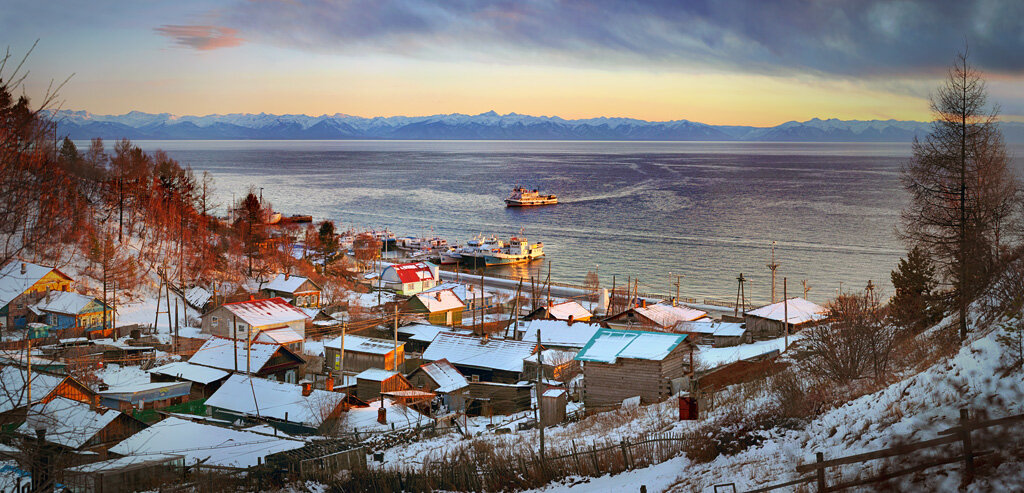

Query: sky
[2,0,1023,126]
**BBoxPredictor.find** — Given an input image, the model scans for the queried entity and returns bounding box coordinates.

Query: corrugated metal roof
[546,301,593,321]
[385,262,436,284]
[31,291,102,315]
[417,359,469,393]
[413,288,464,312]
[0,261,68,309]
[325,334,402,354]
[188,337,282,372]
[519,320,601,348]
[422,332,536,373]
[575,328,688,364]
[263,273,316,294]
[355,368,399,382]
[206,374,345,426]
[220,297,309,327]
[19,397,120,449]
[148,361,230,385]
[255,327,304,345]
[631,304,708,327]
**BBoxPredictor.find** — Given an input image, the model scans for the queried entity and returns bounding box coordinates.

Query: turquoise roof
[575,328,688,364]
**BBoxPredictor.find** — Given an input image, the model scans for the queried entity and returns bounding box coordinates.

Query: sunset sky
[3,0,1023,126]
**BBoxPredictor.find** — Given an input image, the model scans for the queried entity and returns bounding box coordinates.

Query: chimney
[249,295,256,301]
[435,292,442,302]
[20,263,26,275]
[642,299,647,308]
[377,406,387,425]
[302,380,312,397]
[567,315,574,326]
[284,272,290,280]
[325,375,334,392]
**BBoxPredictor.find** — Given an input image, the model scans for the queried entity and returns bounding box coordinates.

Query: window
[285,369,296,384]
[211,316,219,328]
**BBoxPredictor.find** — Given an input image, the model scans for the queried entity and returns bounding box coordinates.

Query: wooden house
[200,297,310,352]
[406,359,469,414]
[405,288,464,327]
[30,291,112,336]
[423,282,494,317]
[0,366,96,426]
[148,361,231,399]
[0,261,73,331]
[743,297,827,340]
[676,321,749,347]
[18,396,147,457]
[262,273,322,308]
[466,381,532,416]
[323,334,405,374]
[355,368,412,402]
[421,332,537,384]
[524,301,593,322]
[515,319,602,351]
[63,454,185,493]
[98,381,192,412]
[378,262,438,295]
[397,324,472,354]
[188,337,305,383]
[205,374,352,435]
[575,328,695,408]
[603,302,708,331]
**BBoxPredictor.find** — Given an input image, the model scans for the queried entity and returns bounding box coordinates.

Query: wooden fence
[732,408,1024,492]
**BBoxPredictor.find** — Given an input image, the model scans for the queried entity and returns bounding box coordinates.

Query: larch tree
[899,48,1018,342]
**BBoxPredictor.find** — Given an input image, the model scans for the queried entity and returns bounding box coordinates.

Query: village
[0,225,828,491]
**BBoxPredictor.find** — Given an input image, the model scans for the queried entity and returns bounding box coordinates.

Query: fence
[735,408,1024,492]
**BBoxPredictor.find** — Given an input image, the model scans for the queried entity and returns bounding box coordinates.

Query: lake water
[121,140,1024,305]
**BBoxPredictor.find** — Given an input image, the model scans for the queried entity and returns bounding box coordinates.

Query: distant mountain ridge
[50,110,1024,143]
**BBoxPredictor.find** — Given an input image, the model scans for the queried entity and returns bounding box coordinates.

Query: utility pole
[783,277,789,352]
[866,280,876,305]
[670,273,683,306]
[536,329,545,460]
[767,241,779,304]
[394,305,399,372]
[802,279,811,299]
[734,273,747,317]
[609,275,616,315]
[546,262,552,309]
[340,321,346,376]
[233,315,238,373]
[507,279,523,339]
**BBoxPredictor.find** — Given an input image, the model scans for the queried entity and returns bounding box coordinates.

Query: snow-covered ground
[696,334,799,369]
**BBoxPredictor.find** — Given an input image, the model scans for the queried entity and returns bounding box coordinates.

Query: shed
[466,381,532,416]
[575,328,695,407]
[421,332,537,384]
[676,321,750,347]
[98,381,192,412]
[355,368,411,402]
[184,286,212,312]
[324,334,405,374]
[406,288,464,327]
[540,388,567,427]
[263,273,322,308]
[743,297,827,339]
[524,301,593,322]
[604,302,708,331]
[147,361,230,399]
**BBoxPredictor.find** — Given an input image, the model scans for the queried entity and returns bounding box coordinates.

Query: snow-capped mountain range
[50,110,1024,143]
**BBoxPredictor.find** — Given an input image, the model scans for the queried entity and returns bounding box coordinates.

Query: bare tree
[800,291,893,383]
[899,48,1019,342]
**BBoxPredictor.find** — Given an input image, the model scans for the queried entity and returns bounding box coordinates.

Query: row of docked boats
[347,230,544,267]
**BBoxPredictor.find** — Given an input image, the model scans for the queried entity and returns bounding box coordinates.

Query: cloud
[207,0,1024,77]
[154,25,245,51]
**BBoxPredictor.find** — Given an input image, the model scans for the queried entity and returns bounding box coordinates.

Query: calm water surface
[120,140,1024,305]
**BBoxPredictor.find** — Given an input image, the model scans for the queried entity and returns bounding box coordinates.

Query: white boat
[505,186,558,207]
[483,236,544,266]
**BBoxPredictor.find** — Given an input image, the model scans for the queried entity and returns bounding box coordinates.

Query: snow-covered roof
[384,262,436,283]
[677,321,747,338]
[31,291,102,316]
[398,323,472,343]
[66,454,183,474]
[255,327,304,345]
[542,388,567,398]
[99,381,191,402]
[109,416,305,468]
[523,349,578,366]
[188,337,284,372]
[184,286,212,308]
[422,333,536,373]
[412,288,465,312]
[746,297,827,324]
[356,368,399,382]
[576,328,689,364]
[264,273,317,294]
[298,307,321,319]
[325,334,402,355]
[18,397,120,449]
[415,359,468,393]
[148,361,230,385]
[423,282,493,302]
[205,374,346,426]
[344,397,429,432]
[0,261,68,309]
[217,297,309,328]
[518,320,601,349]
[0,366,65,413]
[630,303,708,327]
[545,301,593,321]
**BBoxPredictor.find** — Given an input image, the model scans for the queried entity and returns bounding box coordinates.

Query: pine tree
[889,246,941,334]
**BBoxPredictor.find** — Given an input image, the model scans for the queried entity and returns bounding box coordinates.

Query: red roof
[390,262,435,284]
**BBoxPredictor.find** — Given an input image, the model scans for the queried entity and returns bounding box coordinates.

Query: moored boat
[483,236,544,266]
